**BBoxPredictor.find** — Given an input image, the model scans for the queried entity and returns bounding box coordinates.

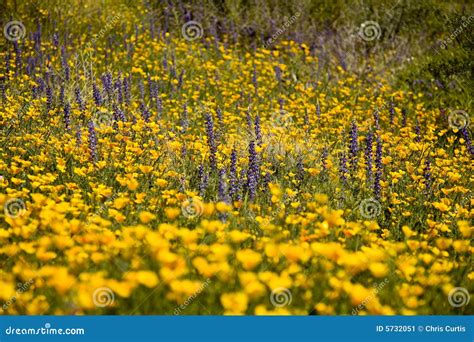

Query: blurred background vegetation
[1,0,473,111]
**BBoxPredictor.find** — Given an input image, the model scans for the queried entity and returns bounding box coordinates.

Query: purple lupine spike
[123,76,131,105]
[93,83,102,106]
[365,131,374,183]
[262,172,271,189]
[75,87,85,111]
[76,128,82,146]
[205,112,217,170]
[59,86,65,105]
[254,115,262,145]
[278,98,284,112]
[156,96,163,117]
[339,151,348,183]
[321,147,328,174]
[389,100,395,125]
[274,66,282,82]
[247,140,259,200]
[5,52,10,76]
[461,127,474,156]
[63,102,71,130]
[374,135,383,199]
[140,103,150,123]
[46,86,53,111]
[316,99,321,118]
[101,73,113,102]
[52,32,59,47]
[401,108,407,127]
[115,77,123,104]
[88,121,98,162]
[229,148,239,201]
[349,121,359,175]
[423,158,431,191]
[37,78,46,94]
[198,164,208,197]
[415,121,421,142]
[304,108,309,125]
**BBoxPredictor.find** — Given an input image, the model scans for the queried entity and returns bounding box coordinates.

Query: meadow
[0,0,472,315]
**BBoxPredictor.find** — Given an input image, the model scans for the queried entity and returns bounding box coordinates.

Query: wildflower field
[0,0,472,315]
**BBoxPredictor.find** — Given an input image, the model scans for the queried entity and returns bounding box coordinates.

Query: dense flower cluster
[0,4,472,315]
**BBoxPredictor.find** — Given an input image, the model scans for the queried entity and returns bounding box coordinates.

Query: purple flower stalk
[415,122,421,142]
[75,87,85,111]
[93,83,102,106]
[374,135,383,199]
[401,108,407,127]
[461,127,474,156]
[321,147,328,174]
[365,131,374,184]
[88,121,98,162]
[247,141,259,200]
[423,158,432,191]
[63,103,71,130]
[339,151,348,183]
[229,148,239,201]
[389,101,395,125]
